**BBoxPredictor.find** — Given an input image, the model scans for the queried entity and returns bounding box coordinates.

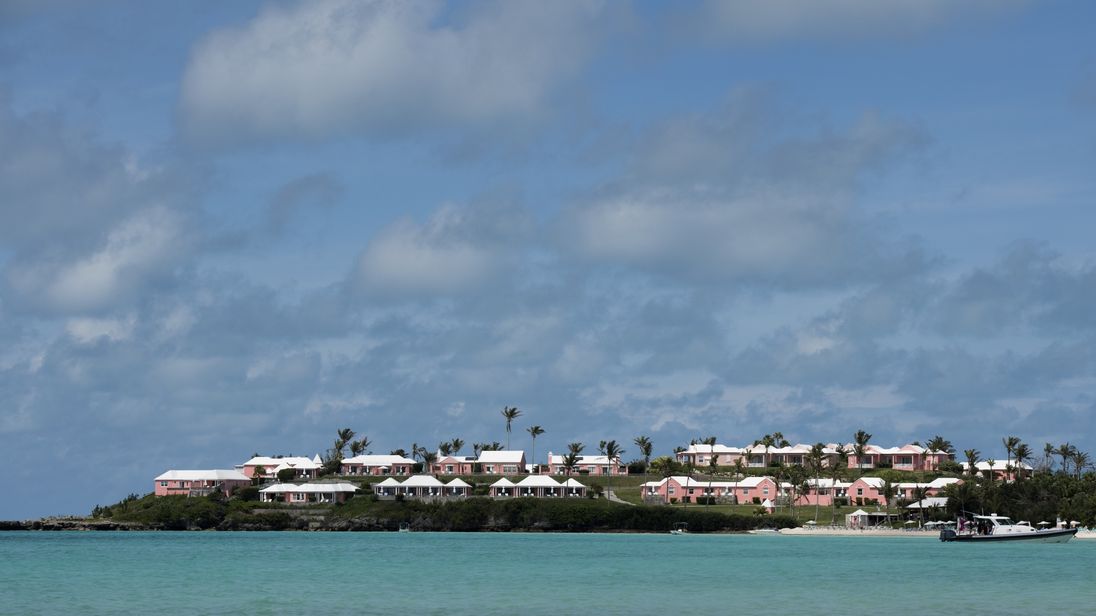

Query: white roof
[490,478,517,487]
[907,497,949,509]
[373,477,402,487]
[342,454,416,466]
[546,454,620,465]
[516,476,562,488]
[961,460,1034,471]
[477,450,525,464]
[679,444,745,455]
[155,469,250,482]
[855,477,887,488]
[400,475,446,488]
[260,482,358,494]
[561,479,587,488]
[242,455,319,468]
[445,478,472,488]
[647,475,774,489]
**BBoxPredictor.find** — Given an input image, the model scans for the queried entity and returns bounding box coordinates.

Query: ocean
[1,531,1093,615]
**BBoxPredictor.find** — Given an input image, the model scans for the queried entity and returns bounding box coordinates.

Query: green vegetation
[944,471,1096,527]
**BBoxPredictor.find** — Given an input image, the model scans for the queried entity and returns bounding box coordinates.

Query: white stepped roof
[242,455,319,468]
[561,479,587,488]
[445,478,472,488]
[155,470,250,482]
[546,454,620,465]
[342,454,416,466]
[373,478,402,487]
[516,476,562,488]
[260,482,358,494]
[490,478,517,487]
[646,475,774,489]
[477,450,525,464]
[401,475,445,488]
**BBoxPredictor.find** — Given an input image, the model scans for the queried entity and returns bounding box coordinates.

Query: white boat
[670,522,688,535]
[940,514,1077,543]
[748,528,781,535]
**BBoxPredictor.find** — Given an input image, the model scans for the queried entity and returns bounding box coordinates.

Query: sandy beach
[778,527,938,537]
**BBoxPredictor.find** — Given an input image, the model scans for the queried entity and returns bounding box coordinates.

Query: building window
[763,487,769,496]
[159,481,167,487]
[445,465,454,473]
[668,486,676,495]
[857,488,864,496]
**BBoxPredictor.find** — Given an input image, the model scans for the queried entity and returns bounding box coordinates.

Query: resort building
[476,451,526,475]
[793,478,853,507]
[960,460,1033,481]
[489,478,516,497]
[545,453,629,476]
[340,454,416,476]
[239,455,323,480]
[370,476,474,500]
[675,441,954,472]
[641,476,780,504]
[430,455,476,475]
[154,470,251,497]
[488,476,588,498]
[259,482,359,504]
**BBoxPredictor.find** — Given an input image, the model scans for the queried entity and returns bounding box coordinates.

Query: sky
[2,0,1095,519]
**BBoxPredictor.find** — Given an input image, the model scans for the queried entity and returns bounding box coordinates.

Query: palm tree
[349,437,371,457]
[450,438,465,455]
[501,406,522,449]
[830,444,848,524]
[732,457,746,506]
[335,428,355,458]
[964,449,980,478]
[1072,450,1090,478]
[1002,435,1021,477]
[911,485,930,527]
[562,450,581,478]
[438,442,453,457]
[599,440,624,503]
[1043,442,1055,473]
[1058,443,1077,476]
[1013,442,1032,481]
[880,479,897,527]
[634,436,653,479]
[707,453,719,507]
[807,443,826,524]
[925,435,954,471]
[853,430,872,476]
[527,425,545,473]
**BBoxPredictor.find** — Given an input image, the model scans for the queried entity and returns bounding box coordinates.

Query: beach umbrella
[1037,521,1051,527]
[904,520,917,525]
[805,520,816,525]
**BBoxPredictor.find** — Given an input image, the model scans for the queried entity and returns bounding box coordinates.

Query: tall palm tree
[335,428,355,458]
[1002,435,1021,477]
[1043,442,1055,473]
[880,479,897,527]
[450,438,465,455]
[707,453,719,507]
[501,406,522,449]
[830,444,848,524]
[349,437,371,457]
[853,430,872,477]
[599,440,624,503]
[562,450,581,478]
[911,485,930,527]
[527,425,545,473]
[1013,442,1032,481]
[964,449,980,478]
[732,457,746,506]
[438,442,453,457]
[1072,450,1090,479]
[925,435,954,471]
[634,435,653,479]
[1058,443,1076,476]
[807,443,826,524]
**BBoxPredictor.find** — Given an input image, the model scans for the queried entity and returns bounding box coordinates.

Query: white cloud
[180,0,607,144]
[6,207,187,314]
[65,315,136,344]
[354,202,526,298]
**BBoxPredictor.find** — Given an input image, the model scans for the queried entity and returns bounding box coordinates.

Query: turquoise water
[2,532,1094,615]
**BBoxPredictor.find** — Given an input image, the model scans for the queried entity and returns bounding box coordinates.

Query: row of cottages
[373,476,472,499]
[795,476,962,507]
[238,455,323,480]
[154,470,251,497]
[427,451,527,475]
[259,482,359,504]
[544,453,628,476]
[641,476,782,504]
[489,476,588,498]
[340,454,417,476]
[675,442,953,472]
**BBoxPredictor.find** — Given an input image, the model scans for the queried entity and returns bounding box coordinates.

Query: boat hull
[940,528,1078,543]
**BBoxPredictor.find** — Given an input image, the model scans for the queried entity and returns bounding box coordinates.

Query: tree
[830,444,848,524]
[1043,442,1056,473]
[598,440,624,503]
[911,485,930,527]
[527,425,545,473]
[853,430,872,477]
[807,443,826,524]
[501,406,522,449]
[732,457,746,506]
[1013,442,1032,481]
[349,437,371,457]
[563,442,584,476]
[335,428,355,457]
[1003,435,1021,478]
[707,452,719,507]
[925,435,954,471]
[964,449,980,478]
[880,479,897,527]
[634,435,653,479]
[450,438,465,455]
[251,465,266,486]
[438,442,453,457]
[1058,443,1077,476]
[1072,450,1091,479]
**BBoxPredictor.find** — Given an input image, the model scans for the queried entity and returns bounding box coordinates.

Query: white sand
[778,527,938,537]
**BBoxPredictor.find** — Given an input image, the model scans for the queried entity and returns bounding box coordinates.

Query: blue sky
[2,0,1095,519]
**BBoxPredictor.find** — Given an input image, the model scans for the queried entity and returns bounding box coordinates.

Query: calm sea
[1,531,1093,615]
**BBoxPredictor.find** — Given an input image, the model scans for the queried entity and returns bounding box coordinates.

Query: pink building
[961,460,1032,481]
[794,478,853,507]
[238,455,322,480]
[430,455,475,475]
[340,454,416,476]
[846,444,953,472]
[641,476,779,505]
[477,451,526,475]
[545,453,628,476]
[154,470,251,497]
[258,482,358,504]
